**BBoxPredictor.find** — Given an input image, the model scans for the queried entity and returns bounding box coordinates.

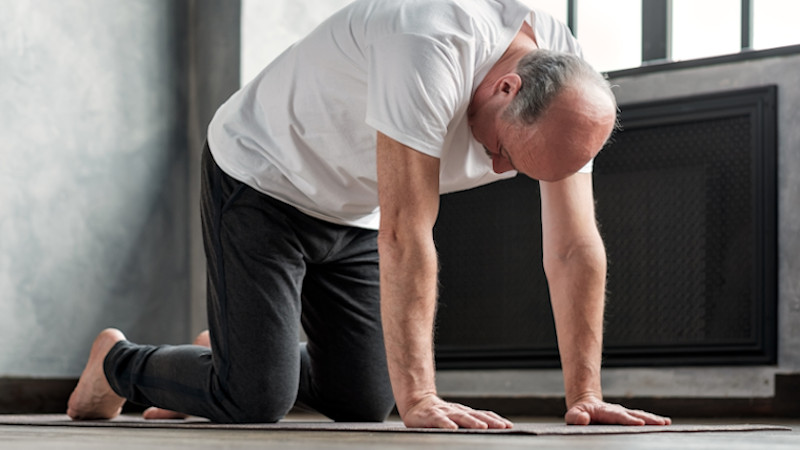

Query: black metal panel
[433,86,778,369]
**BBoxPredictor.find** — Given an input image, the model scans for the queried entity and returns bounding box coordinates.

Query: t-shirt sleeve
[364,34,464,158]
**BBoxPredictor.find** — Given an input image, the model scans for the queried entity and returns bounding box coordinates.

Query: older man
[68,0,670,429]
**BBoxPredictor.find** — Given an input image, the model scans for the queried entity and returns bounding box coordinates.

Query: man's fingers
[565,408,591,425]
[431,415,460,430]
[458,406,514,429]
[450,410,489,429]
[405,408,459,429]
[566,401,672,426]
[447,405,496,429]
[482,409,515,428]
[628,409,672,425]
[617,411,647,426]
[403,398,513,430]
[611,406,671,425]
[595,405,646,425]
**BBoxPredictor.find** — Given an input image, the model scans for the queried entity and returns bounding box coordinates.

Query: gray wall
[186,0,242,337]
[437,51,800,400]
[0,0,239,378]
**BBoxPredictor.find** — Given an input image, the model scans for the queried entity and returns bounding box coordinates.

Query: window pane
[752,0,800,49]
[671,0,740,61]
[577,0,642,72]
[522,0,569,26]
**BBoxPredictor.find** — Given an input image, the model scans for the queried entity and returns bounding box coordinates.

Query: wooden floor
[1,415,798,450]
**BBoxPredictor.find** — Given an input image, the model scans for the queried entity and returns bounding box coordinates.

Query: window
[523,0,569,25]
[752,0,800,49]
[569,0,800,72]
[576,0,642,72]
[241,0,800,84]
[671,0,741,62]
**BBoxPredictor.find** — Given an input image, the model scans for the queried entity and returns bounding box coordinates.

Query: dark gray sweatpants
[103,143,394,423]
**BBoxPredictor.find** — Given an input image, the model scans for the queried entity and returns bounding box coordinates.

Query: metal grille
[597,116,754,349]
[434,86,777,368]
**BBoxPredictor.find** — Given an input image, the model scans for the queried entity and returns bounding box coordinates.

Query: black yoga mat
[0,415,790,436]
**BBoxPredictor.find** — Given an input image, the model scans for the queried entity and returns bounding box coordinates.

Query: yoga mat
[0,415,790,435]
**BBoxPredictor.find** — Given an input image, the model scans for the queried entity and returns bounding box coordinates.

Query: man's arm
[376,132,513,429]
[540,173,671,426]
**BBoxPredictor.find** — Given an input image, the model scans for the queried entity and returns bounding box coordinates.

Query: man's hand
[402,394,514,429]
[565,395,672,426]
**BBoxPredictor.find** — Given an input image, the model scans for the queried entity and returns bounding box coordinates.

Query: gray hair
[503,49,616,125]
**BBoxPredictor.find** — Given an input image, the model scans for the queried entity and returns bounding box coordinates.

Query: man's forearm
[378,231,440,416]
[544,239,607,408]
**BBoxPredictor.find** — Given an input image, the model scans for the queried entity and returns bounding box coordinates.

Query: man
[68,0,671,428]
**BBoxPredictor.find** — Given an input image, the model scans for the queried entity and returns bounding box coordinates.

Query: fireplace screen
[433,86,777,368]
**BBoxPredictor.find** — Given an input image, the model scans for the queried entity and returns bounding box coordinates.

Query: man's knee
[218,381,297,423]
[324,383,395,422]
[339,399,395,422]
[224,395,295,423]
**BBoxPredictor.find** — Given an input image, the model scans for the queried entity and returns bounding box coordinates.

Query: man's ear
[495,73,522,96]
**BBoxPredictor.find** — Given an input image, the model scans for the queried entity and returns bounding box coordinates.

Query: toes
[66,329,127,420]
[143,407,189,420]
[193,330,210,348]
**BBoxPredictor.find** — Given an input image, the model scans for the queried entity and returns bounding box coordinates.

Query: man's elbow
[377,224,437,264]
[542,238,607,279]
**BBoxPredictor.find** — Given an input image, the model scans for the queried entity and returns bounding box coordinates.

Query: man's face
[469,83,617,182]
[467,77,517,174]
[469,102,516,174]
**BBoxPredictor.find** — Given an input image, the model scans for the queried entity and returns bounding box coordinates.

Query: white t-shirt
[208,0,585,230]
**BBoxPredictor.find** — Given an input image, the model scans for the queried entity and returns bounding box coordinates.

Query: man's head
[468,50,617,181]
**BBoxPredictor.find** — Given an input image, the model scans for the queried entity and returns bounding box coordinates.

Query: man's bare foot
[193,330,210,348]
[142,330,210,421]
[67,328,127,420]
[142,406,190,420]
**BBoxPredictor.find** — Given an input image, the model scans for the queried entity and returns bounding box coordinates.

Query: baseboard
[0,378,149,414]
[2,373,798,417]
[445,374,800,418]
[0,378,77,414]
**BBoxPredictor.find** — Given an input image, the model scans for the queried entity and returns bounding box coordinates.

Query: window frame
[569,0,800,73]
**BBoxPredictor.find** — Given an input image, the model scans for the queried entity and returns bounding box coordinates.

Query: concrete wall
[0,0,239,378]
[436,51,800,400]
[186,0,242,337]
